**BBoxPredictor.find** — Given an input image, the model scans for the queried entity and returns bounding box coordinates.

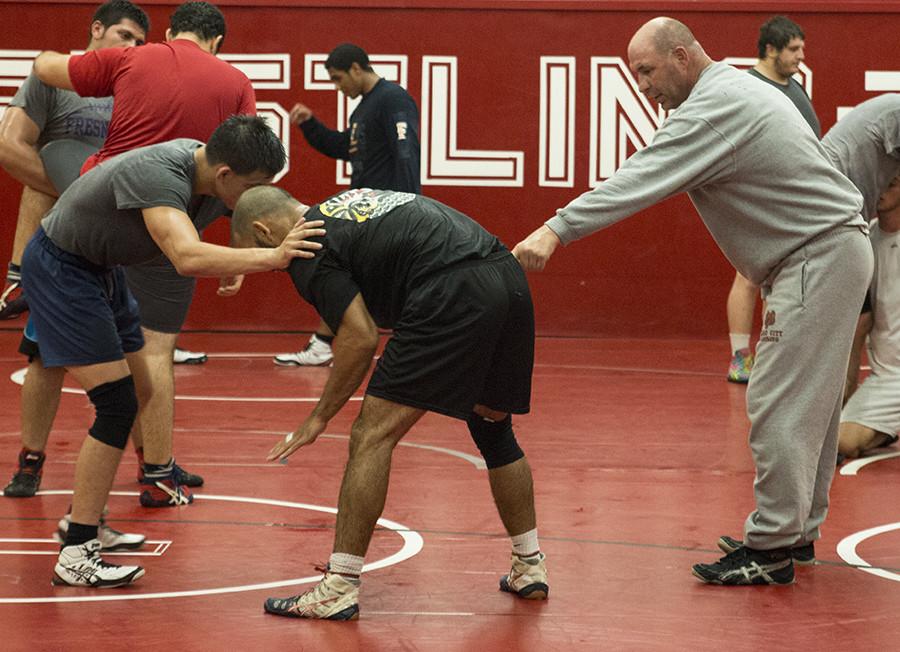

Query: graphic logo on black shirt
[318,188,415,223]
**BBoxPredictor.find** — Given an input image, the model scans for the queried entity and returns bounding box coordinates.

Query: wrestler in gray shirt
[42,138,225,268]
[546,62,865,285]
[10,73,112,149]
[822,93,900,220]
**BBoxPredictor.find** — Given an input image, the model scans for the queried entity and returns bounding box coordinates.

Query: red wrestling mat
[0,331,897,650]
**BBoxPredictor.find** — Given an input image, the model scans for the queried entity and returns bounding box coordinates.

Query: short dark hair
[170,2,226,45]
[92,1,150,35]
[758,16,804,59]
[325,43,374,73]
[206,115,285,177]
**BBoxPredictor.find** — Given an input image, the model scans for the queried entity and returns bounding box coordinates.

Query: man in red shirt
[61,5,255,172]
[31,1,257,507]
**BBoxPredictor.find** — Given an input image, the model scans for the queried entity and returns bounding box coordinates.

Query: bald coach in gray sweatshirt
[514,17,873,586]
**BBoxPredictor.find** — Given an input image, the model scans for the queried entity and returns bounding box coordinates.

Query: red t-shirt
[70,39,256,172]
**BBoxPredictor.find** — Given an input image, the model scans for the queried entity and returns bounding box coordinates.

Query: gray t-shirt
[10,72,112,148]
[42,139,226,267]
[822,94,900,221]
[546,62,865,286]
[747,68,820,138]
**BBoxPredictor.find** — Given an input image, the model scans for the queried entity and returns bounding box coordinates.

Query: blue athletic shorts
[20,228,144,367]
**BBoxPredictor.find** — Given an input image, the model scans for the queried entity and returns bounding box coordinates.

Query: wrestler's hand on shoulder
[274,218,326,267]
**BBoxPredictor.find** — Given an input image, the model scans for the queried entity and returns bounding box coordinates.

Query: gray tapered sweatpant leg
[743,226,873,550]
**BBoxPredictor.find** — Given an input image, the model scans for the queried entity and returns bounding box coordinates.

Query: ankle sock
[64,521,98,547]
[142,457,174,480]
[7,262,21,284]
[19,447,45,470]
[312,333,334,345]
[729,334,750,354]
[328,552,364,580]
[511,528,540,559]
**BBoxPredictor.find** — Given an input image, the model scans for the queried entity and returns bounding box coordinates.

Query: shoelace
[82,545,118,570]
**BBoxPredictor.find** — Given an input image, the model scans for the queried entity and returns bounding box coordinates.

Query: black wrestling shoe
[693,546,794,585]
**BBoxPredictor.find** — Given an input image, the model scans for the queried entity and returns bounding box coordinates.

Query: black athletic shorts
[123,258,196,334]
[366,251,534,420]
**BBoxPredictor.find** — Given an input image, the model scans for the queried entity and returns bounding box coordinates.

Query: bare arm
[0,107,58,195]
[268,293,379,460]
[844,311,873,405]
[33,52,74,91]
[142,205,324,277]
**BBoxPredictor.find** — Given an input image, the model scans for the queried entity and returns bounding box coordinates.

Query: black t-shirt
[288,189,502,332]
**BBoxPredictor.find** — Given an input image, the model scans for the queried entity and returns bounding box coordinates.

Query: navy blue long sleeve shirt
[300,78,421,193]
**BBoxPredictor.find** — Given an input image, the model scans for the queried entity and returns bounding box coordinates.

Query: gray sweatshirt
[546,62,865,285]
[822,93,900,221]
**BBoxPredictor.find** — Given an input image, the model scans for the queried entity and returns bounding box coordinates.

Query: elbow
[32,56,50,83]
[167,253,200,277]
[173,260,201,278]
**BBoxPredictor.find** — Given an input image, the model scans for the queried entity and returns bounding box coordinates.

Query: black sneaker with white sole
[2,449,45,497]
[692,546,794,585]
[717,535,815,565]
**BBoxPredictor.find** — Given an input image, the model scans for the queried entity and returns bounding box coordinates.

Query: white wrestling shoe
[273,334,333,367]
[173,347,207,364]
[52,539,145,588]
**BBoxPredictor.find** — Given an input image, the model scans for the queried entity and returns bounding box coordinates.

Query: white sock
[510,528,540,558]
[729,333,750,354]
[328,552,364,580]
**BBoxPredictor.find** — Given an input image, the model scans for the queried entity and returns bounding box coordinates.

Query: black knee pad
[466,413,524,469]
[87,375,137,450]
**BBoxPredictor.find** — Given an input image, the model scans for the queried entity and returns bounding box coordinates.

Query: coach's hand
[217,274,244,297]
[512,225,561,271]
[273,218,326,268]
[269,415,327,461]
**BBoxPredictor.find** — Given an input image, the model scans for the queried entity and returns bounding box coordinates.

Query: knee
[87,376,138,450]
[347,419,400,459]
[466,412,524,469]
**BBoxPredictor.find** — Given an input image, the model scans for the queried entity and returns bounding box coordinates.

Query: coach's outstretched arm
[32,52,74,91]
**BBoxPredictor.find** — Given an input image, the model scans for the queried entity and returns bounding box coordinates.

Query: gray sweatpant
[743,225,873,550]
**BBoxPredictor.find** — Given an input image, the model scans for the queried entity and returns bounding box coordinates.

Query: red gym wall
[2,0,899,337]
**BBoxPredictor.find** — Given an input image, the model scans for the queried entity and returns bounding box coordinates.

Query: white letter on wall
[539,56,575,187]
[421,56,523,186]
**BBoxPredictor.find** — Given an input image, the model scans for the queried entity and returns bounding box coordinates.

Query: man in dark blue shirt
[232,186,548,620]
[276,43,421,367]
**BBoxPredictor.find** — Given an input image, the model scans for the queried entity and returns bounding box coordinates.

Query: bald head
[632,17,698,55]
[232,185,307,248]
[627,17,711,111]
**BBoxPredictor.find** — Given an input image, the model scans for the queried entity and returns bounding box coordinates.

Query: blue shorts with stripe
[20,228,143,367]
